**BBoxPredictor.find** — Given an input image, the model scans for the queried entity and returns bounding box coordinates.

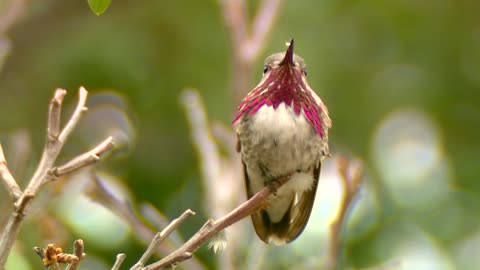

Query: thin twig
[326,156,364,270]
[0,143,22,201]
[88,174,172,254]
[130,210,196,270]
[140,204,186,247]
[242,0,284,62]
[48,136,114,182]
[88,174,205,270]
[111,254,126,270]
[221,0,284,101]
[58,87,88,144]
[221,0,247,56]
[144,174,292,270]
[181,90,223,217]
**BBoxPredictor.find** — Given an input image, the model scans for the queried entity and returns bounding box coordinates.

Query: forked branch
[0,87,114,269]
[143,174,291,269]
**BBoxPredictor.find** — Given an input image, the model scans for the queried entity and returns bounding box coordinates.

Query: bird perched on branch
[233,39,331,244]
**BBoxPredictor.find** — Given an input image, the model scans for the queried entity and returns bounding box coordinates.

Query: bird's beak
[280,39,294,66]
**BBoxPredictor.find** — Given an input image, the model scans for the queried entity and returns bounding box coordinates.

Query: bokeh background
[0,0,479,269]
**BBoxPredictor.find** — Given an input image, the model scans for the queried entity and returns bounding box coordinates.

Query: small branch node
[14,191,34,215]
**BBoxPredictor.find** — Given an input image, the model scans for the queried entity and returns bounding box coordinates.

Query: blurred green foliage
[1,0,480,269]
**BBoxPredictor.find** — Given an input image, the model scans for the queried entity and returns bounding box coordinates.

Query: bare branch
[221,0,247,57]
[221,0,284,101]
[140,204,187,248]
[242,0,284,62]
[211,122,237,153]
[0,87,114,268]
[326,156,364,270]
[88,174,205,270]
[0,143,22,201]
[130,210,195,270]
[222,0,283,62]
[49,136,114,181]
[144,173,292,269]
[58,87,88,144]
[181,90,224,216]
[47,89,67,147]
[111,254,126,270]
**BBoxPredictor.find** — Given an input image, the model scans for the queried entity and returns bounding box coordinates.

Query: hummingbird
[232,39,331,244]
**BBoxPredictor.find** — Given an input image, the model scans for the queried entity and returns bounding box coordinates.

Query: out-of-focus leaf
[87,0,112,15]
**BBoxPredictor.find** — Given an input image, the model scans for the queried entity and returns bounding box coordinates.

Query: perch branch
[0,144,22,201]
[326,156,364,270]
[144,173,292,269]
[129,210,195,270]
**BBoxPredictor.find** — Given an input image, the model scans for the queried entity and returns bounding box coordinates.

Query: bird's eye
[263,66,271,75]
[302,69,307,77]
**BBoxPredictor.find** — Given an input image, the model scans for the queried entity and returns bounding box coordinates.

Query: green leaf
[87,0,112,15]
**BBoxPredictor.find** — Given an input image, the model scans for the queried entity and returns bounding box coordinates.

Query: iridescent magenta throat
[233,66,326,138]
